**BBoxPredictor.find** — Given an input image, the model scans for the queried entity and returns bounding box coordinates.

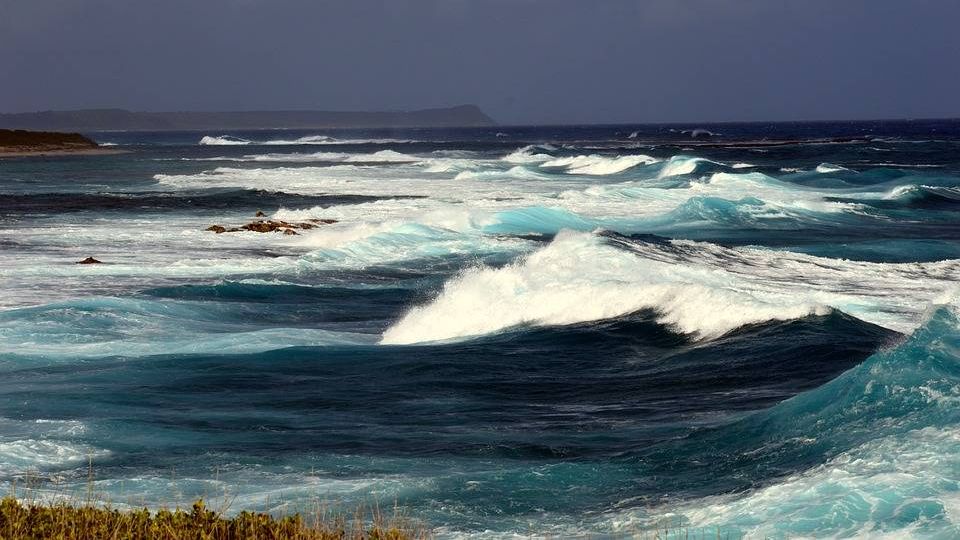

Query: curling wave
[382,230,959,344]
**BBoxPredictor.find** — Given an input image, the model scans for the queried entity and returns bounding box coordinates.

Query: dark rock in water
[242,221,286,233]
[77,257,102,264]
[255,210,266,217]
[205,218,336,235]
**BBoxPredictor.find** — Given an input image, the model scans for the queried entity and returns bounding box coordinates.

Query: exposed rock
[241,220,294,233]
[205,218,336,235]
[255,210,266,217]
[77,257,103,264]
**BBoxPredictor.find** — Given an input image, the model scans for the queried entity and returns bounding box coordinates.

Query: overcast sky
[1,0,958,124]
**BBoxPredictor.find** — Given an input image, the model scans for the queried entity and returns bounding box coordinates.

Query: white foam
[422,158,484,173]
[33,155,936,315]
[554,171,863,218]
[731,162,755,169]
[883,184,921,200]
[198,135,251,145]
[190,149,420,164]
[0,439,108,471]
[816,163,850,173]
[540,154,659,175]
[658,155,714,177]
[343,149,419,163]
[502,144,557,164]
[199,134,419,146]
[453,166,548,181]
[859,162,944,168]
[381,231,830,344]
[382,230,960,344]
[264,135,338,144]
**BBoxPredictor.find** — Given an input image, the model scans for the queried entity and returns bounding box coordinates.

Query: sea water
[2,121,960,538]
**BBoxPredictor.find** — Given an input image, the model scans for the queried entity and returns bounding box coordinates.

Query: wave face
[3,121,960,537]
[607,299,960,538]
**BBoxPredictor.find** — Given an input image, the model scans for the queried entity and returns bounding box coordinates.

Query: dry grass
[1,470,429,540]
[0,496,430,539]
[0,468,743,539]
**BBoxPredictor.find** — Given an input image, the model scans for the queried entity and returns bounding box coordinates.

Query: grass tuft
[0,496,428,539]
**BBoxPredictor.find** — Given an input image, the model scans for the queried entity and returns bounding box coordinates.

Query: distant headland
[0,129,123,157]
[0,105,495,131]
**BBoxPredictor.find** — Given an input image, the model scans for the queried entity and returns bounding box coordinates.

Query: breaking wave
[199,135,251,145]
[539,154,659,175]
[198,134,418,146]
[381,231,959,344]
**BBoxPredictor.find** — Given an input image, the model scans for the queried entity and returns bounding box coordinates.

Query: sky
[1,0,958,124]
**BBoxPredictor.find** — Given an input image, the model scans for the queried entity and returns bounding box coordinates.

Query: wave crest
[199,135,251,145]
[382,230,959,344]
[381,231,831,344]
[540,154,659,175]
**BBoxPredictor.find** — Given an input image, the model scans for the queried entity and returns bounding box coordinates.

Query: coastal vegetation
[0,496,426,539]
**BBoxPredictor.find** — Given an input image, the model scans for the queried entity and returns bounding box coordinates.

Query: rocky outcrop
[77,257,103,264]
[206,217,338,236]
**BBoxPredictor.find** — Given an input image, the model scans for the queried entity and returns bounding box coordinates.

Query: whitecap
[198,135,251,145]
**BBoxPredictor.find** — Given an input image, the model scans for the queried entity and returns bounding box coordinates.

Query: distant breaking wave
[815,163,851,174]
[539,154,660,175]
[193,149,421,163]
[198,134,419,146]
[199,135,252,145]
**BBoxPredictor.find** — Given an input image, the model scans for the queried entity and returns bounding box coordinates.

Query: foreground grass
[0,496,427,539]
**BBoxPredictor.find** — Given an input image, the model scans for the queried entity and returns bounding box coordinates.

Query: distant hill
[0,105,495,131]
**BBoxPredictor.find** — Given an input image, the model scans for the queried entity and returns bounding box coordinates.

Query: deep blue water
[1,121,960,538]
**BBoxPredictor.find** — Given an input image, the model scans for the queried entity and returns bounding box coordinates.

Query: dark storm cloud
[1,0,958,123]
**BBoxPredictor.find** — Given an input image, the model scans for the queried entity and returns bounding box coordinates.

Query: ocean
[1,121,959,538]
